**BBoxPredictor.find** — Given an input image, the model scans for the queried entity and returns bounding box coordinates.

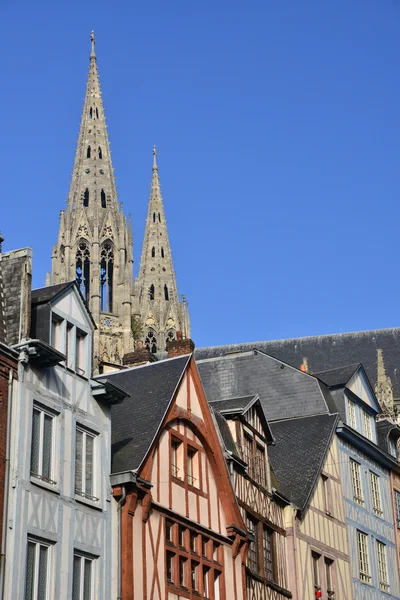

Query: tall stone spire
[375,349,396,419]
[133,147,190,353]
[51,33,134,369]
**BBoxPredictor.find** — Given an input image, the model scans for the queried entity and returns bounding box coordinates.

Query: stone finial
[90,30,96,58]
[375,349,395,418]
[152,145,158,171]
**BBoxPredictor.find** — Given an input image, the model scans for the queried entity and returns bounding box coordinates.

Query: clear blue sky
[1,0,400,348]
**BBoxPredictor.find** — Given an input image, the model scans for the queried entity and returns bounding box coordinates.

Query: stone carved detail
[76,225,89,239]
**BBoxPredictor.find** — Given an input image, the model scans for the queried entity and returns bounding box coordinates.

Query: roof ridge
[313,363,361,375]
[98,352,191,377]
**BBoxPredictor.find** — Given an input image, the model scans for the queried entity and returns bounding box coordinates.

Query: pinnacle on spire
[152,145,158,171]
[90,30,96,59]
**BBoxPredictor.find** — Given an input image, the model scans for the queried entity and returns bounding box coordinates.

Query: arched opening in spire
[101,189,106,208]
[164,285,169,301]
[100,242,114,313]
[83,188,89,207]
[98,147,102,159]
[153,213,156,223]
[161,248,164,258]
[76,241,90,301]
[89,108,93,119]
[145,330,157,354]
[151,247,155,258]
[165,330,175,350]
[158,213,161,223]
[149,284,155,301]
[87,146,91,159]
[96,108,99,119]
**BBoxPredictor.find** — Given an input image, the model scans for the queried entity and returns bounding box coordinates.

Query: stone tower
[133,147,190,353]
[51,32,134,366]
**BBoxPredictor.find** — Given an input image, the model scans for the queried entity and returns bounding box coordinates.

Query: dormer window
[363,412,373,441]
[347,399,356,430]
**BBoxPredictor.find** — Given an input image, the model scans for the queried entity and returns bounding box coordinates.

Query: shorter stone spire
[375,349,395,418]
[90,30,96,59]
[153,145,158,170]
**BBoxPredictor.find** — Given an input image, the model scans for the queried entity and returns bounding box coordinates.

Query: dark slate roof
[197,350,329,423]
[211,409,239,456]
[209,396,257,414]
[195,328,400,402]
[269,414,338,512]
[97,355,190,473]
[31,282,74,305]
[314,364,360,387]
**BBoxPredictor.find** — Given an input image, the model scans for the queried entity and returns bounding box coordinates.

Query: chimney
[122,339,157,367]
[299,357,309,373]
[167,330,195,358]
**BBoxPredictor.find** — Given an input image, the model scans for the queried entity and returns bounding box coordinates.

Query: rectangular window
[201,536,208,558]
[214,571,221,600]
[178,525,186,548]
[213,541,220,563]
[255,444,266,487]
[348,399,356,429]
[370,472,383,516]
[363,411,373,441]
[179,556,187,588]
[31,406,55,483]
[166,520,174,543]
[25,538,50,600]
[322,474,332,515]
[166,551,175,583]
[190,561,199,591]
[244,434,254,478]
[75,428,97,500]
[51,315,63,351]
[350,459,364,505]
[203,566,210,599]
[189,531,197,553]
[357,531,371,583]
[325,558,334,599]
[395,491,400,528]
[247,516,258,572]
[312,552,320,591]
[75,329,87,376]
[377,541,389,592]
[187,448,197,487]
[72,553,93,600]
[171,439,181,479]
[263,527,274,581]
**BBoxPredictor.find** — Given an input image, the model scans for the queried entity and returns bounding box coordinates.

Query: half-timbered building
[209,395,292,600]
[3,278,127,599]
[102,354,247,600]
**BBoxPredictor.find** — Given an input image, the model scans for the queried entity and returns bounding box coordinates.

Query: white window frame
[376,541,390,592]
[30,404,56,485]
[350,459,364,505]
[394,490,400,528]
[357,531,371,583]
[72,552,94,600]
[75,328,88,377]
[75,426,98,502]
[25,537,52,600]
[363,411,373,441]
[347,399,357,430]
[369,471,383,517]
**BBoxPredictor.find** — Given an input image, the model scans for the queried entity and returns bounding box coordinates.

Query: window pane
[31,409,41,475]
[25,541,36,600]
[85,435,94,496]
[37,544,48,600]
[72,555,81,600]
[42,414,53,480]
[75,430,83,492]
[83,558,92,600]
[263,528,274,580]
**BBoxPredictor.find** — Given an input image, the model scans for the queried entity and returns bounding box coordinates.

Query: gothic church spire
[134,148,190,352]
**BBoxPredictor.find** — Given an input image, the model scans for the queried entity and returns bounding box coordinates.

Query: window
[149,284,155,301]
[171,439,182,479]
[100,242,114,312]
[312,552,320,592]
[350,459,364,505]
[348,399,356,429]
[76,241,90,300]
[95,108,99,119]
[151,247,155,257]
[145,330,157,354]
[75,329,87,376]
[179,557,187,587]
[187,448,197,486]
[25,538,50,600]
[51,315,63,351]
[31,406,55,483]
[203,566,210,599]
[83,188,89,208]
[255,444,266,487]
[263,528,274,581]
[357,531,371,583]
[244,434,254,478]
[322,474,332,515]
[394,491,400,528]
[153,212,156,223]
[89,107,92,119]
[202,537,208,558]
[363,411,373,440]
[325,558,334,599]
[164,285,169,301]
[75,427,97,501]
[377,541,389,592]
[178,525,186,547]
[190,561,199,591]
[86,146,91,158]
[370,472,382,516]
[247,515,258,572]
[100,189,106,208]
[214,572,221,600]
[158,213,161,222]
[98,147,102,159]
[72,553,93,600]
[161,247,164,258]
[166,551,175,583]
[166,520,174,543]
[190,531,197,553]
[389,437,397,458]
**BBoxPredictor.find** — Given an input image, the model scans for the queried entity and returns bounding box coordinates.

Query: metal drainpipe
[117,485,126,600]
[0,368,14,600]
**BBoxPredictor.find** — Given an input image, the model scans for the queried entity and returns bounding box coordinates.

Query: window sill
[75,494,102,511]
[30,476,60,495]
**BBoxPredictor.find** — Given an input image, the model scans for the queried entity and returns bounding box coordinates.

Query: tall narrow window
[171,439,181,478]
[161,247,164,258]
[370,472,383,516]
[83,188,89,208]
[145,330,157,354]
[153,212,156,223]
[149,284,155,300]
[363,411,373,440]
[395,491,400,528]
[166,551,175,583]
[73,553,93,600]
[98,147,102,159]
[322,474,332,515]
[89,107,92,119]
[187,448,197,486]
[75,427,97,501]
[377,541,389,592]
[151,247,155,257]
[75,329,87,376]
[87,146,91,159]
[158,213,161,222]
[100,189,106,208]
[357,531,371,583]
[244,434,254,478]
[255,444,266,487]
[164,285,169,301]
[31,406,54,482]
[247,515,258,572]
[76,242,90,301]
[325,558,334,599]
[25,538,50,600]
[350,459,364,505]
[312,552,320,592]
[348,399,356,429]
[95,108,99,119]
[263,528,274,581]
[100,242,114,312]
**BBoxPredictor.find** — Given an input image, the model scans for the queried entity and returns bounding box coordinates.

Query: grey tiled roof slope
[269,414,338,512]
[195,328,400,401]
[197,351,329,422]
[211,409,238,457]
[314,364,360,387]
[31,282,74,305]
[209,396,256,414]
[97,355,190,473]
